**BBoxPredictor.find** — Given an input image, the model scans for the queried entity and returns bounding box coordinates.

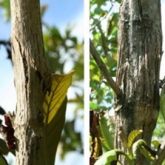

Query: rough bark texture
[10,0,50,164]
[115,0,162,164]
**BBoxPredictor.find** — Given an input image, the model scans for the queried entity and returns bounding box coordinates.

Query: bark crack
[15,36,29,99]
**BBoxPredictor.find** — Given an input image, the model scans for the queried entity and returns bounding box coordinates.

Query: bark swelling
[10,0,50,164]
[116,0,162,164]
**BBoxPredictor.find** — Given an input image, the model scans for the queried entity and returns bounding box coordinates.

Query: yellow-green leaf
[94,149,126,165]
[140,146,155,161]
[127,129,143,149]
[45,98,67,164]
[132,139,146,158]
[94,150,117,165]
[43,71,74,124]
[151,140,161,150]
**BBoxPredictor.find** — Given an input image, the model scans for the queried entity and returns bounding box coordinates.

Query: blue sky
[0,0,84,37]
[0,1,84,165]
[41,0,83,26]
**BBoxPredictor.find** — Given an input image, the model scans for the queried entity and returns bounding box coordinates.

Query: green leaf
[160,85,165,121]
[43,71,74,124]
[44,98,67,165]
[0,0,10,21]
[94,149,126,165]
[0,139,9,155]
[43,71,74,163]
[115,0,121,3]
[133,139,157,161]
[140,146,155,161]
[132,139,146,158]
[90,102,99,110]
[99,115,114,150]
[94,150,117,165]
[0,154,8,165]
[151,140,160,150]
[107,13,119,36]
[127,129,143,149]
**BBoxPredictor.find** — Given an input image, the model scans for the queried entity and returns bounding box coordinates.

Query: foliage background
[0,0,84,165]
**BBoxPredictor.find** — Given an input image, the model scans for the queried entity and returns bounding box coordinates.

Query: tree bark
[10,0,50,164]
[115,0,162,164]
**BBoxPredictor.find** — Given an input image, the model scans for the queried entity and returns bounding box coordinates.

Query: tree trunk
[115,0,162,164]
[10,0,50,164]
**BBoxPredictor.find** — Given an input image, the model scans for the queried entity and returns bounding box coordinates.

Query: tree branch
[0,40,11,60]
[97,24,109,56]
[90,40,122,97]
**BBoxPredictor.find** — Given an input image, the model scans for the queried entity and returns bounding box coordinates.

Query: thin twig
[97,24,109,56]
[90,40,122,97]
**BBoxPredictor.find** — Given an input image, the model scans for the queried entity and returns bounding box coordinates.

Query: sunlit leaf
[0,0,10,21]
[132,139,146,158]
[90,102,99,110]
[43,71,74,124]
[127,129,143,149]
[151,140,161,150]
[94,149,125,165]
[45,98,67,164]
[140,146,155,161]
[94,150,117,165]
